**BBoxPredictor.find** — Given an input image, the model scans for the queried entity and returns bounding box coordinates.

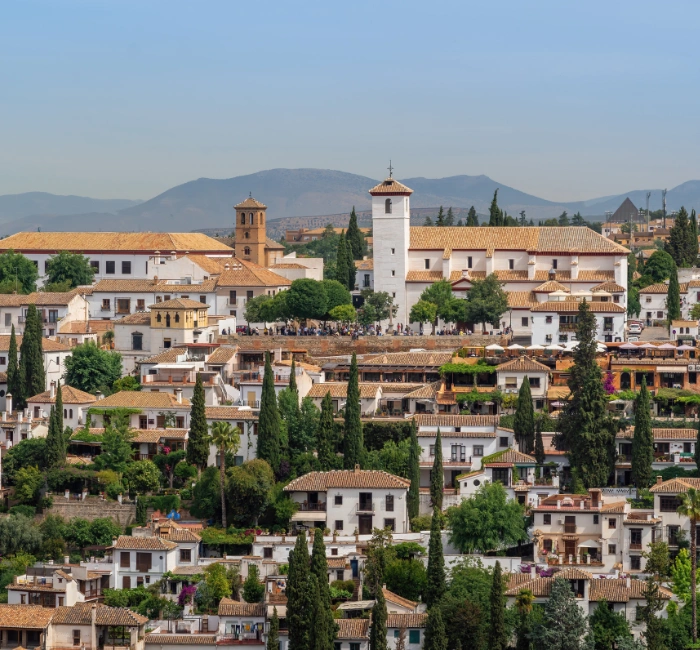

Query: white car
[628,324,642,335]
[627,336,639,342]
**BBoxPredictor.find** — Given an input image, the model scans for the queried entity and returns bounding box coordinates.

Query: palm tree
[677,487,700,643]
[210,421,241,529]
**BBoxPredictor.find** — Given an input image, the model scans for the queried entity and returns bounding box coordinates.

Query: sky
[2,0,699,202]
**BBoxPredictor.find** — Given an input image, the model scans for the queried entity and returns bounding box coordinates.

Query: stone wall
[45,498,136,528]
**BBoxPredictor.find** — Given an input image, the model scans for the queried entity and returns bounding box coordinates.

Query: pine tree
[488,561,507,650]
[257,351,281,473]
[267,607,280,650]
[186,373,209,473]
[445,207,454,226]
[641,576,667,650]
[45,406,65,468]
[346,207,366,260]
[695,419,700,470]
[424,216,433,226]
[436,207,446,227]
[136,497,148,526]
[513,377,535,454]
[18,304,44,407]
[488,190,501,226]
[467,206,478,227]
[556,300,616,487]
[631,378,653,488]
[691,209,699,265]
[531,578,590,650]
[456,219,463,227]
[430,429,443,509]
[287,532,312,650]
[667,206,694,267]
[667,264,681,327]
[534,420,545,466]
[343,353,364,468]
[317,392,335,471]
[6,325,20,411]
[369,588,388,650]
[424,606,447,650]
[407,420,420,523]
[345,236,356,290]
[335,231,350,290]
[311,530,337,650]
[425,507,445,607]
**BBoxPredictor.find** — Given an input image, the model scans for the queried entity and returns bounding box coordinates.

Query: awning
[290,511,327,522]
[578,539,602,548]
[656,367,686,373]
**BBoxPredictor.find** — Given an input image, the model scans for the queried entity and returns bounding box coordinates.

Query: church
[231,196,286,267]
[370,175,630,341]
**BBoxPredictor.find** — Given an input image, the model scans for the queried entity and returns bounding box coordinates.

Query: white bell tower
[369,164,413,327]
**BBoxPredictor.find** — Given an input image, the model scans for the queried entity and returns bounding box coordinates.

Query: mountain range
[2,169,700,236]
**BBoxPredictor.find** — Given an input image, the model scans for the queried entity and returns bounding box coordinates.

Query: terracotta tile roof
[51,603,148,626]
[383,588,418,611]
[327,557,347,569]
[533,281,570,293]
[114,535,177,550]
[672,320,698,327]
[184,254,228,274]
[505,569,593,597]
[362,352,454,367]
[206,346,238,364]
[403,382,440,399]
[159,527,201,543]
[0,604,56,629]
[485,449,536,465]
[376,383,425,394]
[618,427,697,441]
[413,414,499,427]
[92,279,165,293]
[172,565,206,576]
[269,262,307,269]
[590,579,671,602]
[496,357,550,373]
[284,469,410,492]
[205,406,258,421]
[368,178,413,196]
[387,614,428,629]
[114,312,152,325]
[0,335,71,352]
[0,232,232,252]
[639,283,669,294]
[600,502,627,513]
[337,618,370,639]
[276,359,322,372]
[306,383,382,399]
[531,300,626,313]
[96,391,190,409]
[145,635,216,645]
[59,319,114,334]
[592,281,626,293]
[28,385,97,404]
[138,348,187,364]
[216,259,291,288]
[506,291,538,308]
[650,477,700,493]
[408,227,628,254]
[0,291,85,307]
[149,298,209,309]
[355,259,374,270]
[218,598,266,617]
[235,196,267,209]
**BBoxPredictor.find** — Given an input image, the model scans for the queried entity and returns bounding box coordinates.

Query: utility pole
[662,189,667,229]
[646,191,651,233]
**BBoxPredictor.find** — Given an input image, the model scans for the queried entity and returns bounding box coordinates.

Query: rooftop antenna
[662,188,667,229]
[646,191,651,233]
[387,161,393,178]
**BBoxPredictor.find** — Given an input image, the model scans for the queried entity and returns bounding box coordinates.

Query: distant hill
[3,170,700,236]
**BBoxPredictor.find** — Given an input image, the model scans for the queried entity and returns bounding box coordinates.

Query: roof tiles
[284,469,410,492]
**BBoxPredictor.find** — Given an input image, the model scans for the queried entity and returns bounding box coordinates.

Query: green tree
[186,374,209,473]
[534,421,545,466]
[695,419,700,470]
[558,211,570,227]
[464,274,509,332]
[384,557,427,602]
[640,577,668,650]
[344,236,356,290]
[419,280,454,333]
[136,497,147,526]
[357,290,395,327]
[226,459,275,526]
[435,206,446,227]
[18,304,44,407]
[445,207,454,226]
[6,325,20,409]
[112,376,141,393]
[666,206,695,267]
[424,216,433,226]
[364,527,394,596]
[204,562,232,605]
[45,251,95,288]
[430,429,443,508]
[0,250,38,294]
[671,547,691,603]
[631,377,653,488]
[425,507,445,608]
[424,606,447,650]
[488,190,501,226]
[317,392,335,471]
[642,541,670,579]
[267,607,280,650]
[644,249,676,283]
[488,561,507,650]
[513,377,535,453]
[258,352,281,474]
[676,487,700,642]
[346,207,366,260]
[287,532,312,650]
[45,406,66,468]
[466,206,478,227]
[189,466,222,523]
[531,578,590,650]
[556,300,617,488]
[589,599,632,650]
[93,412,134,473]
[287,278,329,321]
[329,304,356,324]
[667,264,681,327]
[210,421,241,529]
[0,515,43,556]
[335,232,350,291]
[322,279,352,315]
[370,588,388,650]
[343,352,364,468]
[311,530,337,650]
[242,564,265,602]
[125,459,161,494]
[409,300,438,334]
[407,420,420,522]
[515,588,535,650]
[2,438,48,483]
[447,482,527,553]
[14,466,43,504]
[64,341,121,394]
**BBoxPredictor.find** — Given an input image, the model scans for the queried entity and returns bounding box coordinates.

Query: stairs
[351,577,362,601]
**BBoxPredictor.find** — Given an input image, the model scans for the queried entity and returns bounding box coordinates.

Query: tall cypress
[6,325,20,411]
[335,232,350,290]
[436,207,446,227]
[311,530,337,650]
[666,206,693,267]
[342,353,363,468]
[488,190,500,226]
[513,377,535,454]
[667,264,681,327]
[289,358,298,395]
[257,351,281,473]
[430,429,443,508]
[18,304,44,407]
[424,606,447,650]
[346,207,365,260]
[345,236,356,290]
[317,392,335,471]
[369,588,388,650]
[467,206,478,227]
[445,207,454,226]
[55,380,64,433]
[186,373,209,473]
[407,420,420,523]
[691,209,699,265]
[488,561,507,650]
[287,532,312,650]
[534,420,546,466]
[631,378,653,488]
[45,406,65,468]
[424,507,445,607]
[267,607,280,650]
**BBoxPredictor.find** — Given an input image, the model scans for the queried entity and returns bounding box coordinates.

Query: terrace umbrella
[486,344,504,351]
[507,344,525,349]
[545,344,565,351]
[677,344,696,351]
[619,343,639,350]
[657,343,677,350]
[639,343,656,349]
[527,344,544,350]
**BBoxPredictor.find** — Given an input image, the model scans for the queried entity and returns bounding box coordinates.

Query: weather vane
[388,161,393,178]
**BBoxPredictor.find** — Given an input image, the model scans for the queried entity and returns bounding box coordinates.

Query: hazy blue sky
[2,0,699,201]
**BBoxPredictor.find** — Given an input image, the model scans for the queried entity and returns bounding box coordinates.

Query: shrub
[331,579,355,593]
[9,505,36,518]
[410,514,433,531]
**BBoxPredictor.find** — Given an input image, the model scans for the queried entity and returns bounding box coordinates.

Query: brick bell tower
[235,195,267,266]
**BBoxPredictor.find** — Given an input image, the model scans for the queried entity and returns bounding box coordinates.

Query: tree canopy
[0,250,38,294]
[45,251,95,288]
[64,341,122,394]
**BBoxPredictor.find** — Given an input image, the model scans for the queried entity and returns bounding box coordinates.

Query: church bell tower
[234,195,267,266]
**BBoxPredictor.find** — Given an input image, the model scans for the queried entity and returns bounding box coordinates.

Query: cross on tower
[387,161,393,178]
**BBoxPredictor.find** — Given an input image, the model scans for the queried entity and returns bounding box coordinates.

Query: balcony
[564,524,577,534]
[299,502,326,512]
[356,501,375,514]
[100,306,112,312]
[238,399,260,408]
[629,542,642,550]
[558,323,578,332]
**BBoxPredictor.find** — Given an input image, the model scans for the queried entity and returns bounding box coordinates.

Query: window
[391,270,396,277]
[364,274,370,287]
[608,544,616,555]
[137,299,145,310]
[249,212,254,224]
[467,256,472,269]
[200,295,206,304]
[263,548,273,559]
[630,555,641,571]
[73,630,81,646]
[247,290,254,300]
[543,539,552,553]
[499,436,508,447]
[529,378,540,388]
[0,357,5,365]
[351,643,360,650]
[106,261,115,274]
[335,520,344,531]
[603,317,613,331]
[229,290,237,303]
[391,248,395,255]
[609,517,617,529]
[136,552,152,572]
[48,309,58,323]
[180,549,192,562]
[429,445,435,456]
[424,259,430,270]
[552,259,558,269]
[505,377,517,388]
[331,548,338,556]
[473,445,483,456]
[630,528,642,549]
[409,631,420,645]
[132,332,143,351]
[241,214,246,225]
[335,495,343,505]
[102,298,111,310]
[116,299,130,314]
[543,514,551,525]
[668,525,680,545]
[384,518,395,531]
[521,317,528,327]
[593,515,599,524]
[139,416,148,428]
[137,577,144,587]
[386,495,394,512]
[657,311,664,318]
[385,198,392,214]
[122,261,132,274]
[508,259,514,270]
[244,247,250,256]
[90,260,99,273]
[120,551,130,568]
[4,313,10,326]
[660,496,680,512]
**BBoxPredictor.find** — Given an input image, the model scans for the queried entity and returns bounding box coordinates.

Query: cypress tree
[369,588,388,650]
[424,216,433,226]
[346,207,365,260]
[445,207,454,226]
[631,377,653,488]
[317,392,335,471]
[335,231,350,290]
[488,190,500,226]
[534,420,545,466]
[289,358,298,395]
[695,419,700,470]
[55,380,64,433]
[186,373,209,473]
[45,406,64,468]
[467,206,478,227]
[667,206,693,267]
[287,532,312,650]
[18,304,44,407]
[136,497,148,526]
[667,264,681,327]
[311,530,337,650]
[258,351,281,474]
[488,561,507,650]
[267,607,280,650]
[430,429,443,508]
[424,507,445,607]
[6,325,20,410]
[513,377,535,454]
[343,353,364,468]
[407,420,420,523]
[556,300,617,488]
[691,209,699,264]
[345,236,356,290]
[424,606,447,650]
[436,207,446,227]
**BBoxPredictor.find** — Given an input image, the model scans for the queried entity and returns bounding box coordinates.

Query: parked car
[627,336,639,342]
[628,324,642,335]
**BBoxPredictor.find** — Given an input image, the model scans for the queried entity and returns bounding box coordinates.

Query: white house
[530,299,626,346]
[671,320,699,342]
[205,406,259,465]
[336,619,369,650]
[87,391,191,430]
[0,291,90,338]
[237,363,314,409]
[306,383,382,416]
[111,535,179,590]
[217,598,266,647]
[26,383,96,428]
[495,356,550,408]
[387,614,427,650]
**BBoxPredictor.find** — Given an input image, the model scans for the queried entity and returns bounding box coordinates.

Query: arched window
[385,198,392,214]
[241,214,246,225]
[244,231,249,239]
[259,212,264,224]
[175,313,180,323]
[69,409,73,419]
[165,313,171,327]
[64,408,67,419]
[244,247,251,256]
[249,213,254,224]
[156,313,162,323]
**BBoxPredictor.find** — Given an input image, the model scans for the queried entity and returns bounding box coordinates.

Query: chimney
[5,393,11,414]
[354,464,360,474]
[1,411,6,422]
[588,489,600,509]
[64,555,70,565]
[50,381,56,399]
[224,263,230,271]
[90,603,97,650]
[175,388,183,404]
[17,411,22,423]
[95,391,103,401]
[656,475,663,485]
